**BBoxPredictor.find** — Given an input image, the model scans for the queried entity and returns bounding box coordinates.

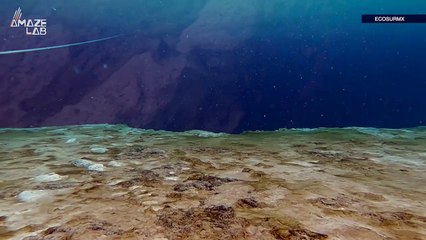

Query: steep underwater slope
[1,1,426,132]
[0,125,425,239]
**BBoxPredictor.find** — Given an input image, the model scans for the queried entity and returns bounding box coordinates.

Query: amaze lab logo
[10,8,47,36]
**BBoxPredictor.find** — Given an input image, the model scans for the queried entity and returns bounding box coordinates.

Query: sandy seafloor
[0,125,425,240]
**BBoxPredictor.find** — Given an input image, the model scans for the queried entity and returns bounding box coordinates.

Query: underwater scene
[1,1,426,239]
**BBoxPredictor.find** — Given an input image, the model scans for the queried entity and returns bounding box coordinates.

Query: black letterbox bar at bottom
[362,14,426,23]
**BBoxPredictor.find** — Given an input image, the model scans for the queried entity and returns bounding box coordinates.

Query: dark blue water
[0,1,425,132]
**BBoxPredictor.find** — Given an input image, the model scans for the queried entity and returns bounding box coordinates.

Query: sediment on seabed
[0,125,425,240]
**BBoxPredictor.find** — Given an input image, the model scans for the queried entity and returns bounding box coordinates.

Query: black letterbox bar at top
[362,14,426,23]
